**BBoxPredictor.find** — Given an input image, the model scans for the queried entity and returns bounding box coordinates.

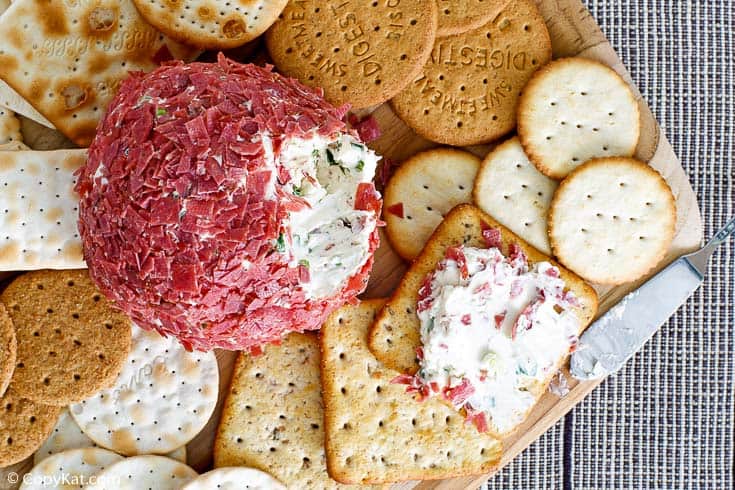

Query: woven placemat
[486,1,734,489]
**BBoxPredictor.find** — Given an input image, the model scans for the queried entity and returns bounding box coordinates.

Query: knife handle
[685,215,735,276]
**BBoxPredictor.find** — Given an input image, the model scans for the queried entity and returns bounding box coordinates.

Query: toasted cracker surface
[0,270,132,406]
[0,141,30,151]
[0,387,61,466]
[214,333,358,489]
[0,107,22,145]
[133,0,288,50]
[0,149,87,271]
[24,447,123,489]
[473,137,557,254]
[266,0,438,109]
[85,455,197,490]
[321,299,502,484]
[548,157,677,285]
[0,0,198,146]
[384,148,480,261]
[517,57,641,179]
[436,0,509,36]
[391,0,551,146]
[0,303,15,398]
[369,204,598,374]
[70,325,218,456]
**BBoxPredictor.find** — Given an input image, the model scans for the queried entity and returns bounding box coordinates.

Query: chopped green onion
[326,148,337,165]
[426,317,435,333]
[299,259,310,268]
[292,185,303,196]
[356,160,365,171]
[275,233,286,253]
[351,142,365,150]
[155,107,166,117]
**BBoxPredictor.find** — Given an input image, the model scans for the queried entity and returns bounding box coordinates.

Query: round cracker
[384,148,480,260]
[517,57,641,179]
[548,157,676,285]
[21,447,123,490]
[0,387,61,466]
[391,0,551,146]
[182,467,285,490]
[132,0,288,50]
[0,270,133,406]
[70,325,219,456]
[436,0,509,36]
[266,0,438,109]
[85,455,197,490]
[34,409,187,465]
[0,303,16,398]
[473,136,558,254]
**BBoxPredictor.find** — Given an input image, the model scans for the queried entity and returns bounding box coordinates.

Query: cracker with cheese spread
[368,204,598,437]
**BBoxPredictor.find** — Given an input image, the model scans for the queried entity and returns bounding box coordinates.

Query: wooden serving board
[186,0,703,487]
[0,0,702,488]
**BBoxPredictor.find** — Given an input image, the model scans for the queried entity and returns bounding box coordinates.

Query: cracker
[473,136,558,254]
[436,0,509,36]
[0,387,62,466]
[266,0,438,109]
[0,141,30,151]
[0,270,133,406]
[369,204,598,374]
[133,0,288,50]
[70,325,219,456]
[321,300,502,484]
[548,157,677,285]
[22,447,123,489]
[0,81,55,129]
[384,148,480,261]
[0,0,199,146]
[0,107,22,145]
[0,149,87,271]
[391,0,551,146]
[0,0,9,15]
[182,467,286,490]
[85,455,197,490]
[34,408,187,465]
[0,303,15,398]
[517,57,641,179]
[214,333,357,490]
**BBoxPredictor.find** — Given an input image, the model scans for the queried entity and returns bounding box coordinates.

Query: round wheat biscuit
[266,0,438,109]
[70,325,219,456]
[0,270,133,406]
[549,157,676,285]
[0,303,15,398]
[391,0,551,146]
[85,455,197,490]
[473,136,558,254]
[435,0,509,36]
[517,57,641,180]
[21,447,123,490]
[34,408,187,465]
[132,0,288,50]
[182,467,285,490]
[0,387,62,466]
[384,148,480,260]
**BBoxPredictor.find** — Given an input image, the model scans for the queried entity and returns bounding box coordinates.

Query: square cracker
[0,0,198,146]
[369,204,599,375]
[0,149,87,270]
[214,333,367,490]
[320,299,502,484]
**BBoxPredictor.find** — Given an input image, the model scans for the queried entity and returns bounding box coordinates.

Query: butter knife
[570,216,735,381]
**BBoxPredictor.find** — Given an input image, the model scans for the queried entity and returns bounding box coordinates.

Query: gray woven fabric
[486,1,734,489]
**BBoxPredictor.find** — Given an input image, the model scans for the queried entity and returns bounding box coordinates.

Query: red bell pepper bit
[480,221,502,249]
[386,202,404,218]
[443,378,475,406]
[445,245,469,279]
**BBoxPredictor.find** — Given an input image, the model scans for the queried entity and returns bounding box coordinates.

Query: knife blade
[571,215,735,381]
